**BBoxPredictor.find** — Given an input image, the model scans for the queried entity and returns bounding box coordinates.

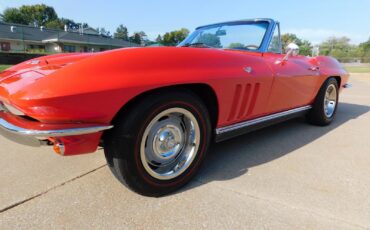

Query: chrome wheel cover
[140,108,200,180]
[324,84,337,118]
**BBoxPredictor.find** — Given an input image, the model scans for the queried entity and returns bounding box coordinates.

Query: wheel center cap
[153,125,183,159]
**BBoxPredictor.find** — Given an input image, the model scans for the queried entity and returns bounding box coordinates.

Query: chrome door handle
[308,66,320,71]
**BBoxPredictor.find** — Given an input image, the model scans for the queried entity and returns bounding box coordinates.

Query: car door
[264,53,321,113]
[211,23,276,127]
[213,51,275,128]
[262,23,321,113]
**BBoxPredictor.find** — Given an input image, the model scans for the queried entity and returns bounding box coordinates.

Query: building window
[63,45,76,53]
[1,42,11,51]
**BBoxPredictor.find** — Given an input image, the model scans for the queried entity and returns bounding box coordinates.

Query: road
[1,74,369,229]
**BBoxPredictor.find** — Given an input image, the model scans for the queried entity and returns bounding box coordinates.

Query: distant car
[0,19,350,196]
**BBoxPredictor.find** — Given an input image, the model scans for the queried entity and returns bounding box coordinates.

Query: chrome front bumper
[0,116,113,147]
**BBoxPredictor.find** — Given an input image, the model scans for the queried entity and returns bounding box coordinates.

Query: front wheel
[307,77,339,126]
[104,90,211,197]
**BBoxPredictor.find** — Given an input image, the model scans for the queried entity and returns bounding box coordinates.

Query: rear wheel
[307,77,339,126]
[104,90,211,197]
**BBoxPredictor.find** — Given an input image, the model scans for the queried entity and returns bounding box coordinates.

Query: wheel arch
[110,83,219,129]
[313,76,341,99]
[331,76,341,87]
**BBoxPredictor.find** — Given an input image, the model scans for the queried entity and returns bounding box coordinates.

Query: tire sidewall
[321,79,339,123]
[307,77,339,126]
[107,91,211,196]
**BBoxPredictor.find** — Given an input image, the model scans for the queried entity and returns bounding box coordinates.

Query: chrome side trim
[0,118,113,138]
[216,105,312,135]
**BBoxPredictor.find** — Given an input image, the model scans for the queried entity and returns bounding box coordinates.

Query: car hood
[1,52,94,80]
[1,47,258,99]
[0,53,95,100]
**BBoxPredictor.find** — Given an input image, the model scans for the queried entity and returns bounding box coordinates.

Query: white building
[0,22,136,54]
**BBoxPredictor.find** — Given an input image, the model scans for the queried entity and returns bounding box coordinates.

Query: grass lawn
[345,66,370,73]
[0,65,12,72]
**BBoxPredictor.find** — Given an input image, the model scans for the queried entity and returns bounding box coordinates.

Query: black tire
[104,90,212,197]
[307,77,339,126]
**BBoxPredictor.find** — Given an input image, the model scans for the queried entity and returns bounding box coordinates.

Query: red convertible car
[0,19,350,196]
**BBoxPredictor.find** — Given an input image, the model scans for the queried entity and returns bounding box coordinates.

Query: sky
[0,0,369,44]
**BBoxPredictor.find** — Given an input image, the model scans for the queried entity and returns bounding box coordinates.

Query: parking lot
[0,73,369,229]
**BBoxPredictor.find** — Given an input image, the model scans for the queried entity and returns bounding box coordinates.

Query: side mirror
[275,43,300,65]
[283,43,299,60]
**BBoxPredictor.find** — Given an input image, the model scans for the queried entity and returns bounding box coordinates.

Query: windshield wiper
[181,42,212,48]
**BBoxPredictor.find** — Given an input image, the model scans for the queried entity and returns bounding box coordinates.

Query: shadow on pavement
[181,102,370,192]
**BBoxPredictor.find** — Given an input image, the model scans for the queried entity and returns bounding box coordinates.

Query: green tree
[161,28,190,46]
[320,37,349,55]
[360,38,370,51]
[137,31,148,45]
[197,33,221,48]
[49,18,81,30]
[114,24,129,41]
[44,19,64,29]
[299,40,313,56]
[130,32,142,44]
[1,8,28,24]
[358,38,370,57]
[97,27,111,37]
[128,31,148,45]
[1,4,88,31]
[2,4,58,26]
[269,34,281,53]
[20,4,58,26]
[155,35,163,43]
[281,33,313,56]
[138,31,147,39]
[319,37,358,61]
[228,43,246,49]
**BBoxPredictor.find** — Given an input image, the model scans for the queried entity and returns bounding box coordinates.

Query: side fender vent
[228,83,260,121]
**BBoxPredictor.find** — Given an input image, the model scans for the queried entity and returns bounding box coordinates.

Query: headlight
[2,102,25,116]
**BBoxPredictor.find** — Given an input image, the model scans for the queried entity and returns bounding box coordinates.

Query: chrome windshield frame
[178,18,278,53]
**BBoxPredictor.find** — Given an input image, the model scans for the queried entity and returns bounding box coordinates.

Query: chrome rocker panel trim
[215,105,312,142]
[0,117,113,147]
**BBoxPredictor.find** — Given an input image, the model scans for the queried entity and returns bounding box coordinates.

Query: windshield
[179,21,269,51]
